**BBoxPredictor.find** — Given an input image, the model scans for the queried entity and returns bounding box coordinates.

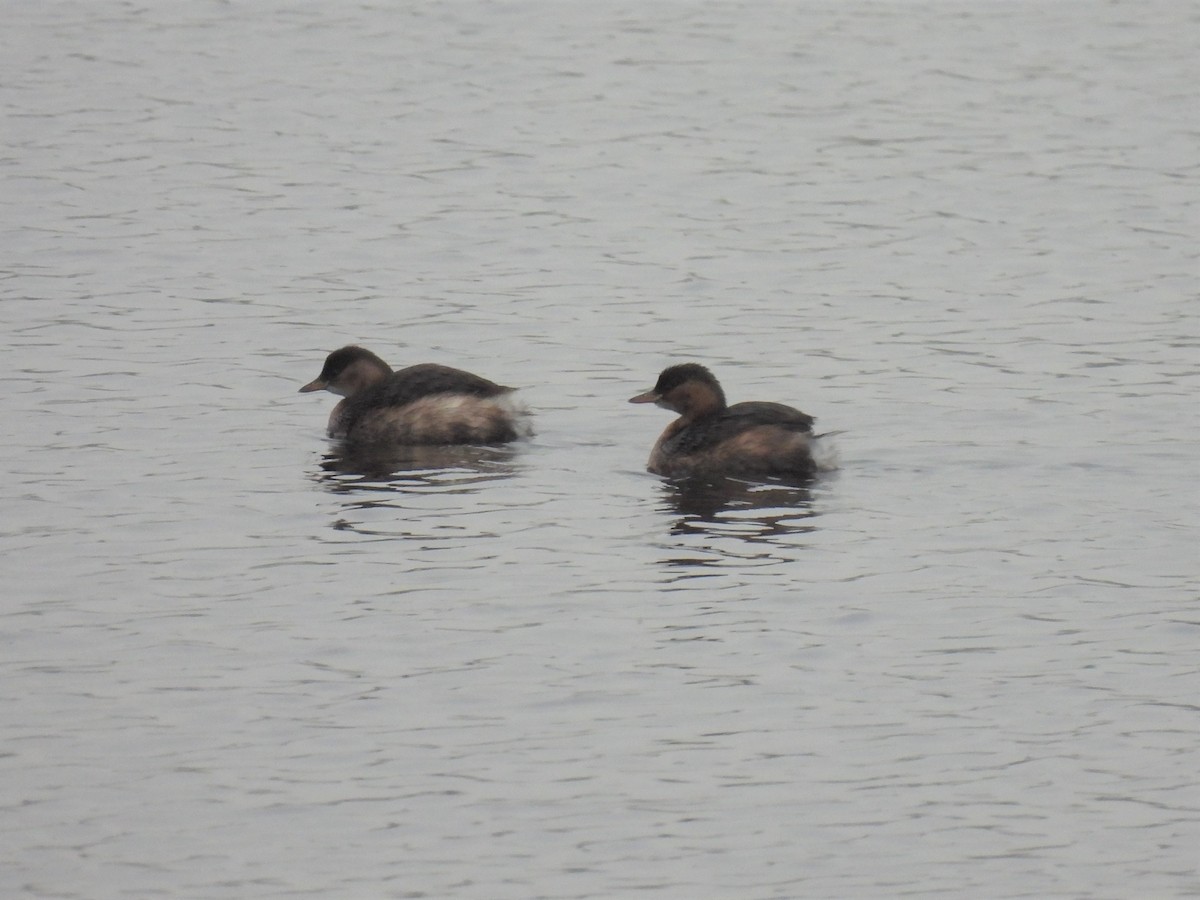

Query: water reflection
[656,475,821,575]
[312,442,520,492]
[309,443,524,539]
[662,475,818,532]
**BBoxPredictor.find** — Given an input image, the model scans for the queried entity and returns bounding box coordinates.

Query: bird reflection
[663,474,817,531]
[312,442,519,493]
[656,475,821,573]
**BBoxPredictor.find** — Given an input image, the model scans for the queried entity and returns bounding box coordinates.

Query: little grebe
[629,363,831,478]
[300,345,530,445]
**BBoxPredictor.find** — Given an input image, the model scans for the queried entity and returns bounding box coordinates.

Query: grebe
[300,345,530,445]
[629,363,831,478]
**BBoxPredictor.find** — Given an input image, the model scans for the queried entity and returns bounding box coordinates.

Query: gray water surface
[3,2,1197,898]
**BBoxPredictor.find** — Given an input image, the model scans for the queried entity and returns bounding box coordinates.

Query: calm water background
[3,2,1197,897]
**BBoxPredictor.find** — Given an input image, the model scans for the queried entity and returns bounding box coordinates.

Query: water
[3,2,1197,897]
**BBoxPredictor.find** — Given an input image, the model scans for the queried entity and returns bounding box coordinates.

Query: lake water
[3,2,1197,897]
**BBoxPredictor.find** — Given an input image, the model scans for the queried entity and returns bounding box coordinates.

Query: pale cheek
[327,399,350,437]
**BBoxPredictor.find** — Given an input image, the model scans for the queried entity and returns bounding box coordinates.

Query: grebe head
[299,346,393,398]
[629,363,727,417]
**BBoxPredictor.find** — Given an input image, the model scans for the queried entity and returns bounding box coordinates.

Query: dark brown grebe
[629,363,832,478]
[300,345,531,446]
